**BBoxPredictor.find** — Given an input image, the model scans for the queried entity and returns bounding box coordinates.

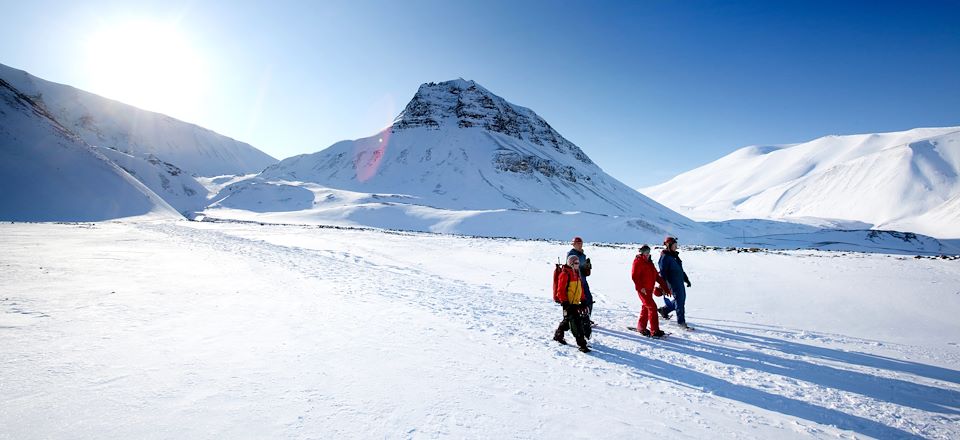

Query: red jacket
[631,254,669,295]
[554,265,584,304]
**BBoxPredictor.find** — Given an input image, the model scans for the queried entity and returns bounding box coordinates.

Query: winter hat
[639,244,651,254]
[664,236,678,246]
[572,236,583,244]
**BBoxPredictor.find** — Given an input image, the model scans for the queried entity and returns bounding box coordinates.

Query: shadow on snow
[695,320,960,386]
[590,326,958,439]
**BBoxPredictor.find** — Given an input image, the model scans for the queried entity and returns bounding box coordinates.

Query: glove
[685,281,692,288]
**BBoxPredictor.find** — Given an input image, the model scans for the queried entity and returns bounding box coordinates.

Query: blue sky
[2,0,958,187]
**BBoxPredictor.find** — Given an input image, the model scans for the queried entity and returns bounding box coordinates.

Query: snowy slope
[0,78,179,221]
[642,127,960,238]
[208,79,715,243]
[94,146,209,215]
[2,221,958,439]
[0,63,277,177]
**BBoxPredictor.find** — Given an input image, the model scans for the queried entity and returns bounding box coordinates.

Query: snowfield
[2,221,959,439]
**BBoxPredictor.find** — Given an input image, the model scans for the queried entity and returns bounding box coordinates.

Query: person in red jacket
[631,244,671,338]
[553,254,590,352]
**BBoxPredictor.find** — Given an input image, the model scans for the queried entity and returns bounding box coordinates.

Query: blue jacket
[567,248,593,303]
[658,250,689,296]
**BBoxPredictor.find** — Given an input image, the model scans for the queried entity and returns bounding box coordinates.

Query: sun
[84,20,209,121]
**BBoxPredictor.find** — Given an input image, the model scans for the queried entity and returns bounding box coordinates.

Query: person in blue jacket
[658,236,694,330]
[567,236,594,325]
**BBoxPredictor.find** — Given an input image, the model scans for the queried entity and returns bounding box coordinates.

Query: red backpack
[552,263,563,302]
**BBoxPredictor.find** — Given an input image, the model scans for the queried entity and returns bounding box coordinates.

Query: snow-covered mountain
[0,63,277,177]
[642,127,960,238]
[0,78,179,221]
[208,79,714,243]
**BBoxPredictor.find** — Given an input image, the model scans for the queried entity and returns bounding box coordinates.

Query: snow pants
[555,305,589,348]
[662,288,686,324]
[637,290,660,333]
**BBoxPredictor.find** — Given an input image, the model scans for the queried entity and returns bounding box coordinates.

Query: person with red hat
[567,236,595,325]
[631,244,670,337]
[658,236,694,330]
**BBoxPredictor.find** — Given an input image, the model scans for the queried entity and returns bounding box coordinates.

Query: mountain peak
[393,79,592,164]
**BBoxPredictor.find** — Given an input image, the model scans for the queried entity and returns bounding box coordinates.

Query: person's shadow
[659,326,960,414]
[591,326,958,439]
[695,321,960,385]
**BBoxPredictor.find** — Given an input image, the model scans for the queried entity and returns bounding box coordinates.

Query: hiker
[631,244,670,337]
[658,236,694,330]
[567,236,594,324]
[553,254,591,352]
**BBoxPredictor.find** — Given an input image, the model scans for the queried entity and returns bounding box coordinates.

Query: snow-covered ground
[2,221,959,439]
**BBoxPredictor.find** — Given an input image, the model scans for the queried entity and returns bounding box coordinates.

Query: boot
[578,345,591,353]
[553,330,568,345]
[658,307,671,320]
[651,330,666,338]
[639,328,651,337]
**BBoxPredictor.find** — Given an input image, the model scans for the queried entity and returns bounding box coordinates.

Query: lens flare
[355,94,396,182]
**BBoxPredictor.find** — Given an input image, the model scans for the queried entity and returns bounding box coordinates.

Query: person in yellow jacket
[553,255,590,352]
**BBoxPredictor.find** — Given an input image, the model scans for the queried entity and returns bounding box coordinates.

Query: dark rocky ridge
[393,79,593,166]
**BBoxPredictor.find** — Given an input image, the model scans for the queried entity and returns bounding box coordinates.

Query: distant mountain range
[1,63,956,252]
[642,127,960,239]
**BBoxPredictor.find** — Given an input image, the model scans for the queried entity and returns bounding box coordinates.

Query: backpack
[552,263,563,303]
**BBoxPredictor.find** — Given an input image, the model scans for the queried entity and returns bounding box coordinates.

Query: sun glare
[85,20,209,121]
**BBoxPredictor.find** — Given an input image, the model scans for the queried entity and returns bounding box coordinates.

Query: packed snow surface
[2,221,958,439]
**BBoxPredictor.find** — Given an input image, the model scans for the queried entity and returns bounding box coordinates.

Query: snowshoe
[578,345,591,353]
[677,323,695,331]
[651,330,667,338]
[626,327,652,337]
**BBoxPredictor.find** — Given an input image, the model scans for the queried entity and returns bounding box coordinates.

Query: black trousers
[555,305,589,347]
